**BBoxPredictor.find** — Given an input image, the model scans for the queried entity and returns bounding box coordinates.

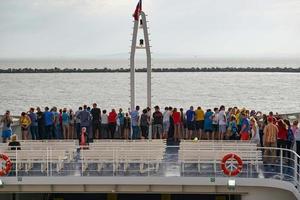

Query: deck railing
[0,144,299,192]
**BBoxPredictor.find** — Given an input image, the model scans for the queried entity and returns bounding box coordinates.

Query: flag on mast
[133,0,142,21]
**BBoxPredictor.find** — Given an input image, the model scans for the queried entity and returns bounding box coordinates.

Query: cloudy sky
[0,0,300,59]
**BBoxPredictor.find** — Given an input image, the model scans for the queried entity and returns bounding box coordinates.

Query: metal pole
[280,148,283,180]
[140,11,151,109]
[130,19,139,111]
[294,152,298,185]
[140,11,152,140]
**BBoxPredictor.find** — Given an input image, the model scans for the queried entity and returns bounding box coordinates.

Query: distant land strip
[1,67,300,73]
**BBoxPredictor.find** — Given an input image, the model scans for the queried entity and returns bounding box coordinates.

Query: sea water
[0,71,299,115]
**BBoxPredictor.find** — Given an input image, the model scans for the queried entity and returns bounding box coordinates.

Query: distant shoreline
[1,67,300,73]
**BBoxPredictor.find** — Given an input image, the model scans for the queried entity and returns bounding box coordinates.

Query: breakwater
[1,67,300,73]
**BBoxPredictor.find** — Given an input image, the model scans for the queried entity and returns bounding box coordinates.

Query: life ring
[0,154,12,176]
[220,153,243,176]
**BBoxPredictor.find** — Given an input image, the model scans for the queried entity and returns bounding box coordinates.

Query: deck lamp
[227,179,236,190]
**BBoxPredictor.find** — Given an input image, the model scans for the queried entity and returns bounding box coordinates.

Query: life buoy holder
[220,153,243,176]
[0,153,12,176]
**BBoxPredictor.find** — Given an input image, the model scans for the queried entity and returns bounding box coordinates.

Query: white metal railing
[0,145,299,192]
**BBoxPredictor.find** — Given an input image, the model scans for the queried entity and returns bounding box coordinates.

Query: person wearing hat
[263,116,279,168]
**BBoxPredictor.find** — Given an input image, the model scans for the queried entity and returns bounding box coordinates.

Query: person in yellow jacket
[20,112,31,140]
[195,106,205,139]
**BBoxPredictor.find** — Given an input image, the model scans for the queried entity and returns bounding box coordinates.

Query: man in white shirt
[218,105,227,140]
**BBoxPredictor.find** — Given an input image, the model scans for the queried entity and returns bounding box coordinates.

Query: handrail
[1,145,299,192]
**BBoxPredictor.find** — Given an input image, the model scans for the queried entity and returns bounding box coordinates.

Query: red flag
[133,0,142,21]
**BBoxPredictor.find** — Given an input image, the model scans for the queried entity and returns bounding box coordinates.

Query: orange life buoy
[220,153,243,176]
[0,153,12,176]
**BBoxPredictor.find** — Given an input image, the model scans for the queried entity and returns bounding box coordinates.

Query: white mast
[130,1,152,139]
[130,7,151,110]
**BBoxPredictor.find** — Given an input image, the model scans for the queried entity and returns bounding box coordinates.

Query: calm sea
[0,63,300,115]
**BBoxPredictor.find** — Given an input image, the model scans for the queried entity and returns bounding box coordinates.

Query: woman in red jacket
[277,119,288,156]
[108,109,117,139]
[172,108,181,142]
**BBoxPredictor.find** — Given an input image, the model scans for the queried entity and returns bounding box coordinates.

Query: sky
[0,0,300,59]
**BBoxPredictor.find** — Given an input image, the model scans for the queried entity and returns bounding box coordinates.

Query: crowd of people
[1,104,300,156]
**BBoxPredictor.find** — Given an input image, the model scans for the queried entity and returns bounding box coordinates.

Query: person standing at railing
[152,106,163,139]
[1,110,13,143]
[20,112,31,140]
[51,107,60,139]
[179,108,186,139]
[75,107,82,140]
[36,107,44,140]
[124,113,131,140]
[195,106,205,140]
[276,119,288,157]
[212,107,219,140]
[239,112,250,141]
[292,120,300,156]
[117,108,125,139]
[263,116,279,170]
[250,117,260,146]
[172,108,181,142]
[108,109,117,139]
[228,115,239,140]
[68,109,75,139]
[257,113,268,148]
[140,108,149,139]
[62,108,70,139]
[101,110,109,139]
[284,119,295,167]
[218,105,227,140]
[186,106,195,140]
[77,105,92,141]
[129,106,140,140]
[44,107,53,139]
[162,107,171,139]
[91,103,101,140]
[28,107,38,140]
[204,109,213,140]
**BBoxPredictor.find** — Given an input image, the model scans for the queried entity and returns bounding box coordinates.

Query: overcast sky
[0,0,300,59]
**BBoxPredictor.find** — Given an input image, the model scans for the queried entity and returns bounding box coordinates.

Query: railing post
[113,149,115,176]
[280,148,283,180]
[147,148,150,177]
[214,152,216,177]
[294,152,297,185]
[46,147,49,176]
[50,147,52,177]
[15,148,18,177]
[81,149,84,176]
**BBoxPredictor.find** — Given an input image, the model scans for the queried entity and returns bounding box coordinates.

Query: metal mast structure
[130,1,152,111]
